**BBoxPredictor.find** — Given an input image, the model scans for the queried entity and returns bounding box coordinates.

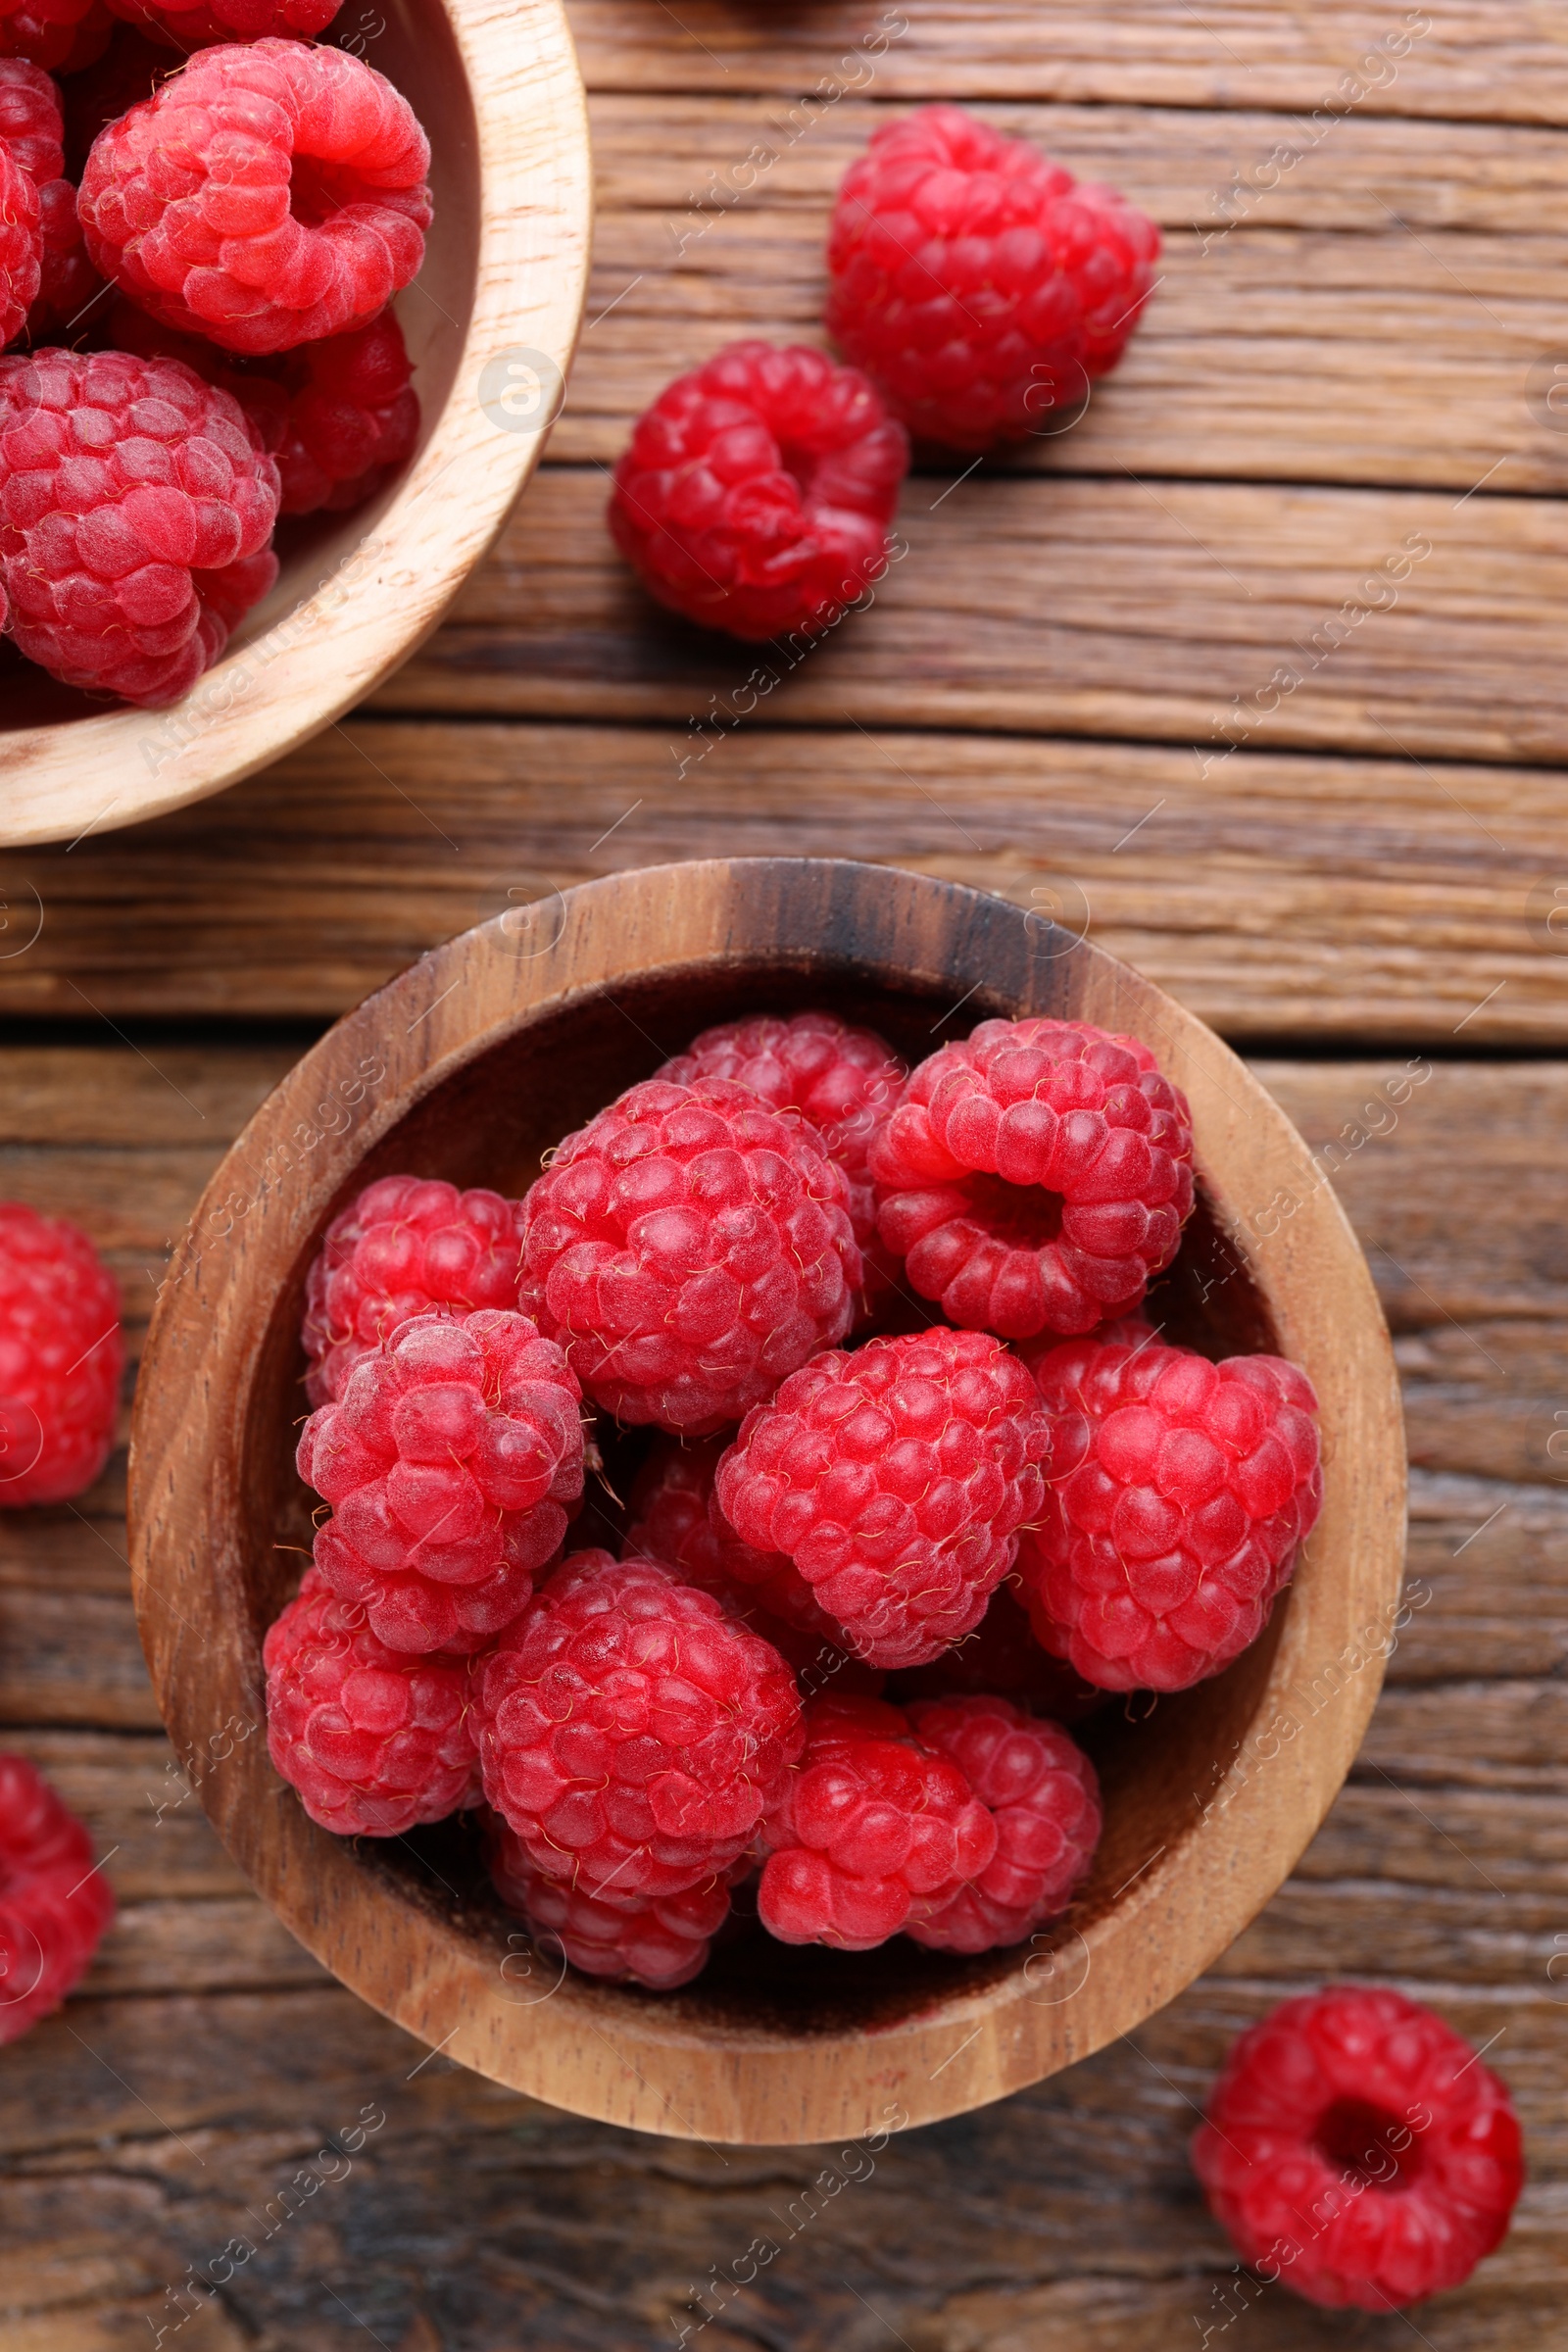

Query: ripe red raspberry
[302,1175,525,1408]
[0,0,108,74]
[298,1310,584,1655]
[1192,1985,1524,2310]
[487,1815,730,1991]
[758,1692,996,1951]
[62,26,169,179]
[0,57,56,180]
[0,140,40,347]
[826,103,1160,453]
[625,1432,844,1644]
[474,1551,804,1902]
[264,1568,479,1836]
[106,0,339,50]
[888,1580,1103,1722]
[656,1010,907,1313]
[0,1202,121,1506]
[79,40,432,356]
[609,340,908,643]
[0,62,98,344]
[715,1327,1052,1669]
[271,309,418,514]
[0,346,280,707]
[518,1075,860,1436]
[1015,1326,1322,1691]
[869,1017,1195,1340]
[0,1751,114,2038]
[902,1695,1100,1952]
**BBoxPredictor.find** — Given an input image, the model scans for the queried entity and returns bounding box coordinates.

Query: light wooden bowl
[0,0,590,849]
[129,859,1406,2144]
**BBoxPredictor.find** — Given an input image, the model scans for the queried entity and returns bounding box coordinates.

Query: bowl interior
[0,0,478,735]
[243,955,1295,2042]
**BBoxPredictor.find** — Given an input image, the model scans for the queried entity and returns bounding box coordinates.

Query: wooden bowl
[0,0,589,850]
[129,859,1406,2144]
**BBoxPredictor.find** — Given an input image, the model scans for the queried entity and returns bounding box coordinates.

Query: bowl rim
[128,858,1407,2143]
[0,0,591,849]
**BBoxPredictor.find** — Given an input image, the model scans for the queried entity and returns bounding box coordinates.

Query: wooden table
[2,5,1566,2345]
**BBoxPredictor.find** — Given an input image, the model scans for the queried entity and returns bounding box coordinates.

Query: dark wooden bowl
[128,859,1406,2143]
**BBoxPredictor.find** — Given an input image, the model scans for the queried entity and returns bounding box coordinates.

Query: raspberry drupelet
[270,310,418,514]
[716,1327,1053,1670]
[0,138,39,347]
[1015,1323,1322,1692]
[609,340,908,643]
[473,1551,804,1902]
[79,39,432,355]
[903,1695,1101,1953]
[264,1568,479,1836]
[487,1815,731,1991]
[826,103,1160,452]
[302,1175,525,1407]
[0,1202,121,1506]
[106,0,339,49]
[0,0,108,74]
[298,1310,584,1655]
[758,1693,996,1951]
[0,60,98,344]
[624,1433,847,1646]
[1192,1985,1524,2310]
[869,1017,1195,1340]
[656,1010,908,1314]
[0,346,280,706]
[0,1751,115,2039]
[517,1074,861,1436]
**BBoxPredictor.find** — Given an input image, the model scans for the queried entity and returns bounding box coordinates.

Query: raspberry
[298,1310,584,1655]
[869,1017,1195,1340]
[1192,1986,1524,2311]
[0,346,280,707]
[902,1696,1100,1952]
[758,1692,995,1951]
[0,139,40,348]
[0,1752,114,2039]
[302,1175,525,1408]
[0,62,97,344]
[888,1581,1103,1722]
[0,0,108,74]
[475,1551,803,1901]
[0,1202,121,1506]
[624,1433,845,1646]
[518,1075,860,1435]
[1015,1326,1322,1691]
[656,1010,907,1313]
[29,175,98,339]
[271,309,417,514]
[106,0,339,50]
[62,26,170,179]
[715,1327,1052,1669]
[0,57,56,181]
[826,103,1160,453]
[487,1815,730,1991]
[264,1567,479,1837]
[79,39,432,356]
[609,339,908,644]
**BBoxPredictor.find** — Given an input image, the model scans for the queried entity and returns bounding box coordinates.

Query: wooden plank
[565,1,1568,125]
[0,729,1563,1040]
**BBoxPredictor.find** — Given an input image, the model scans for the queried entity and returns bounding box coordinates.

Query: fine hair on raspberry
[870,1016,1195,1339]
[517,1073,861,1434]
[904,1695,1101,1953]
[609,340,909,643]
[0,1750,115,2041]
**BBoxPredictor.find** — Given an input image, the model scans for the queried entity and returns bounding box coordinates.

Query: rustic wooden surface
[1,0,1566,2341]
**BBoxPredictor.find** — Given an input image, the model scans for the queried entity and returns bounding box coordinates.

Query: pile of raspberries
[266,1007,1324,1994]
[0,6,428,706]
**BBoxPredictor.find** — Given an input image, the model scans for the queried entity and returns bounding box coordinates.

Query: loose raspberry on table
[106,0,339,50]
[826,102,1160,453]
[903,1696,1101,1953]
[264,1566,479,1837]
[79,39,432,356]
[474,1551,804,1902]
[518,1074,860,1435]
[0,346,280,706]
[758,1692,995,1951]
[1015,1324,1322,1691]
[869,1016,1195,1340]
[0,1751,114,2039]
[487,1815,731,1990]
[715,1327,1052,1669]
[888,1580,1103,1722]
[0,0,108,74]
[0,140,40,347]
[302,1175,525,1408]
[609,339,908,644]
[0,1201,121,1506]
[656,1010,907,1313]
[298,1309,584,1655]
[0,62,97,343]
[271,309,418,514]
[1192,1985,1524,2311]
